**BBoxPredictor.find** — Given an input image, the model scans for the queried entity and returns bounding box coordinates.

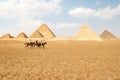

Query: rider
[29,39,32,45]
[40,40,43,44]
[35,40,39,44]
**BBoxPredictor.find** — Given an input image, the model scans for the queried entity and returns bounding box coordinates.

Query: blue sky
[0,0,120,37]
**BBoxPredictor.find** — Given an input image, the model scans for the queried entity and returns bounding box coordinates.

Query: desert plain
[0,39,120,80]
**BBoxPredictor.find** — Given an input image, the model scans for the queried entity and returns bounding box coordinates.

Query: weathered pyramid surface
[100,30,116,39]
[36,24,56,38]
[30,31,43,38]
[75,24,102,40]
[16,32,28,38]
[2,33,14,38]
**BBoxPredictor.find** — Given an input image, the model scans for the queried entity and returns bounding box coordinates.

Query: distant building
[100,30,116,39]
[30,24,56,38]
[1,33,14,38]
[75,24,102,41]
[16,32,28,38]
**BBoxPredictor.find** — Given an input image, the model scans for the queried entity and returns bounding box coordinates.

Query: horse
[35,42,47,48]
[24,42,35,48]
[41,42,47,48]
[24,42,47,48]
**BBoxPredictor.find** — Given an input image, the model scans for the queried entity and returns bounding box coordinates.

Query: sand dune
[0,39,120,80]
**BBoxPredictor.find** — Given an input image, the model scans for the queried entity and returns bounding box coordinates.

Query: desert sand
[0,39,120,80]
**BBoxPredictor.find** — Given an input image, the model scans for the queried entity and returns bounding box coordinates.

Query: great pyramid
[75,24,102,40]
[16,32,28,38]
[36,24,56,38]
[100,30,116,39]
[2,33,14,38]
[30,31,43,38]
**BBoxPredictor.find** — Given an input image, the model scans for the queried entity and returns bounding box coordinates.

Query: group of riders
[24,39,47,48]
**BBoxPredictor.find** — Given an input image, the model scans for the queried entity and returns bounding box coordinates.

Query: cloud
[0,0,63,36]
[68,5,120,19]
[0,0,62,19]
[68,7,95,18]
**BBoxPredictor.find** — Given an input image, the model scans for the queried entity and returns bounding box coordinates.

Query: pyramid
[30,31,43,38]
[100,30,116,39]
[16,32,28,38]
[36,24,56,38]
[2,33,14,38]
[75,24,102,40]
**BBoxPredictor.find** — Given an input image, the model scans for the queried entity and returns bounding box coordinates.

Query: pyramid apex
[104,29,109,32]
[18,32,24,34]
[42,23,47,25]
[38,23,49,29]
[20,32,25,34]
[103,29,112,34]
[81,24,89,28]
[41,23,48,27]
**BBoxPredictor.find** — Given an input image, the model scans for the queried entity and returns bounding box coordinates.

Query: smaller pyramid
[2,33,14,38]
[30,31,43,38]
[75,24,101,40]
[16,32,28,38]
[36,24,56,38]
[100,30,116,39]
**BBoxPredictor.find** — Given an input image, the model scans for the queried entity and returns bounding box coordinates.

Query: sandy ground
[0,39,120,80]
